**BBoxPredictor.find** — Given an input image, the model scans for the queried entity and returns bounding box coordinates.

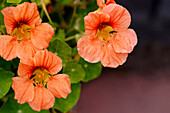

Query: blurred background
[75,0,170,113]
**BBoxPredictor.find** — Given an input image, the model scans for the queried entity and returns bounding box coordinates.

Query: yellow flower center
[31,67,51,86]
[11,23,31,43]
[97,24,116,45]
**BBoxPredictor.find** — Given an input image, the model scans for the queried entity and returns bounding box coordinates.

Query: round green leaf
[48,38,72,65]
[51,29,65,42]
[7,0,22,3]
[0,69,14,98]
[53,83,81,112]
[0,57,12,71]
[0,93,49,113]
[30,0,41,5]
[79,58,102,82]
[72,46,78,56]
[63,60,85,83]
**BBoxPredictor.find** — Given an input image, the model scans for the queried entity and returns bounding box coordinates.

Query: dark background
[76,0,170,113]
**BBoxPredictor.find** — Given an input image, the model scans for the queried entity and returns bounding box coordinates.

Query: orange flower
[12,50,71,111]
[0,2,54,60]
[77,4,137,68]
[97,0,116,9]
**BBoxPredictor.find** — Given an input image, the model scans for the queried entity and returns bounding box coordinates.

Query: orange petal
[30,23,54,49]
[0,35,17,60]
[14,2,42,27]
[47,74,71,98]
[33,50,62,74]
[113,29,137,53]
[18,63,34,78]
[12,77,34,104]
[84,11,110,36]
[97,0,116,8]
[102,4,131,31]
[77,36,103,63]
[106,0,116,5]
[101,41,128,68]
[1,7,16,34]
[16,40,39,60]
[29,86,55,111]
[97,0,106,8]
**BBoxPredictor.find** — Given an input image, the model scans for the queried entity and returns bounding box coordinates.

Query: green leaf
[72,46,78,56]
[56,0,74,5]
[30,0,41,5]
[0,93,49,113]
[7,0,22,3]
[48,38,72,65]
[51,29,65,42]
[79,58,102,82]
[0,69,14,98]
[0,57,12,71]
[53,83,81,112]
[63,60,85,83]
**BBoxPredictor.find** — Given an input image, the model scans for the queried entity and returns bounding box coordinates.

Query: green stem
[0,28,6,35]
[41,0,53,25]
[40,8,44,19]
[69,0,79,27]
[64,35,76,42]
[66,27,75,35]
[0,0,5,7]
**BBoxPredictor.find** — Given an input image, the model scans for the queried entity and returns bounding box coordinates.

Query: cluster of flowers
[0,0,137,112]
[0,2,71,111]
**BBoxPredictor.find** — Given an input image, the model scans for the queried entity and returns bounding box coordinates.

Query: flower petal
[29,86,55,111]
[14,2,42,27]
[1,7,16,34]
[101,41,128,68]
[47,74,71,98]
[77,36,103,63]
[31,23,54,49]
[97,0,116,8]
[33,50,62,74]
[0,35,17,60]
[84,11,110,36]
[16,40,39,60]
[12,77,34,104]
[18,63,34,78]
[113,29,137,53]
[102,4,131,31]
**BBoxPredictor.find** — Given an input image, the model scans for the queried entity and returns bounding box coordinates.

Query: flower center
[31,67,51,86]
[11,23,31,43]
[97,24,116,45]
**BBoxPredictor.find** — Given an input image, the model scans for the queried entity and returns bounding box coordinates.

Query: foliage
[53,83,81,112]
[0,0,102,113]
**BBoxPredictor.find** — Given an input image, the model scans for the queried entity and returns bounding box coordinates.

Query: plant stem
[66,27,75,35]
[0,28,6,35]
[0,0,5,7]
[64,35,76,42]
[41,0,53,25]
[69,0,79,27]
[40,8,44,19]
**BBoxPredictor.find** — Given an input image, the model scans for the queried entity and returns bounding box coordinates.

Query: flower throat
[97,24,116,45]
[30,67,52,87]
[11,22,31,43]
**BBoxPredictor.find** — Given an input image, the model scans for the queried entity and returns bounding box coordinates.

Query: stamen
[11,23,31,43]
[30,67,52,86]
[97,24,116,45]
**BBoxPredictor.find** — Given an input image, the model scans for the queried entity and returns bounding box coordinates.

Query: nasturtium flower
[12,50,71,111]
[0,2,54,60]
[97,0,116,9]
[77,4,137,68]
